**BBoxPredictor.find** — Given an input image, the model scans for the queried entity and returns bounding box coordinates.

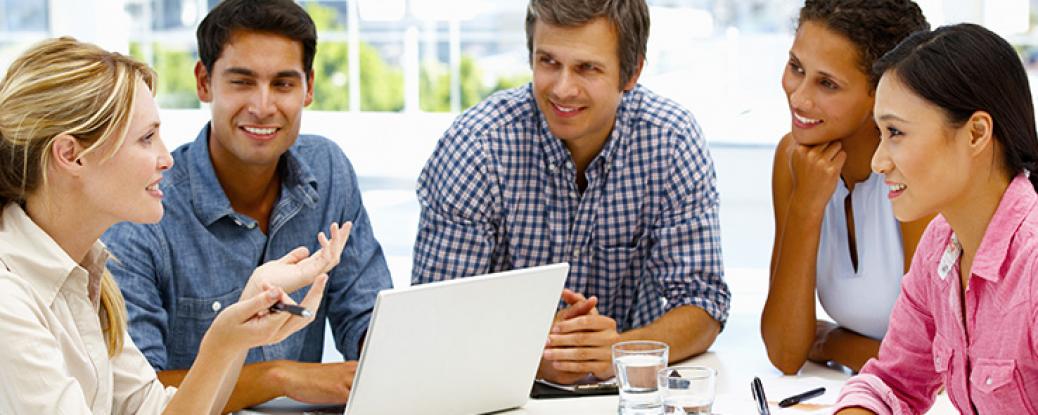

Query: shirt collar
[186,123,320,227]
[969,173,1037,282]
[535,84,635,172]
[0,203,109,306]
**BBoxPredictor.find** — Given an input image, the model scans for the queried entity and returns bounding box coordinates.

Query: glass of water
[613,340,669,414]
[657,366,716,415]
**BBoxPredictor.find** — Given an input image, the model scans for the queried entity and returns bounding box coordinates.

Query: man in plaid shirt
[412,0,731,384]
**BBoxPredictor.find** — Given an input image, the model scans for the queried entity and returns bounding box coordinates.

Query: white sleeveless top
[815,172,904,340]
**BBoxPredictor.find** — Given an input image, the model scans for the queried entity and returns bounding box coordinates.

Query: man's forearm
[158,360,286,413]
[619,305,720,363]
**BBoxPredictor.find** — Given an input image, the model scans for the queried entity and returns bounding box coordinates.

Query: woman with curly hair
[762,0,930,374]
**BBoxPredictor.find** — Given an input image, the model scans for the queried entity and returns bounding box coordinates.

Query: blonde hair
[0,37,157,356]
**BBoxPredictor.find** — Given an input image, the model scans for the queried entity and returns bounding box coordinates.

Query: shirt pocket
[969,358,1036,415]
[169,287,242,367]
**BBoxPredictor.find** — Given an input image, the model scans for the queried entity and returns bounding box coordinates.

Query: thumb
[277,246,311,265]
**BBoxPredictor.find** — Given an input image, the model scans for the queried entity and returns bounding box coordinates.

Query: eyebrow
[877,113,908,122]
[534,49,606,68]
[224,67,305,80]
[788,52,848,85]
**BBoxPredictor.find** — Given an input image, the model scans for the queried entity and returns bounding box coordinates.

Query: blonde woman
[0,37,349,414]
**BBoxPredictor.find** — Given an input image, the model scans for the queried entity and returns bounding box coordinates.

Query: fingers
[268,274,328,342]
[549,360,613,377]
[551,314,616,335]
[231,286,288,323]
[560,289,585,306]
[277,246,311,264]
[821,140,844,161]
[542,345,611,363]
[557,296,598,320]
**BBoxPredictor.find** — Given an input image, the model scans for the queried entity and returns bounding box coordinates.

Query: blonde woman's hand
[207,275,328,352]
[242,222,351,300]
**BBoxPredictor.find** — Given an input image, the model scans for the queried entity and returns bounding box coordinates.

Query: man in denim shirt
[102,0,391,410]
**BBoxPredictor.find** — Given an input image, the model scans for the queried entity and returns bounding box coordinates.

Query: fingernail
[552,326,560,333]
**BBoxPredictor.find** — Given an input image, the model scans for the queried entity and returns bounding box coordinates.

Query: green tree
[307,3,403,111]
[130,42,200,109]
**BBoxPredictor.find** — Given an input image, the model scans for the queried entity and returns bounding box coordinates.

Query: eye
[885,126,904,138]
[139,132,155,145]
[538,56,557,66]
[820,78,838,90]
[788,60,804,75]
[578,63,596,72]
[230,79,252,86]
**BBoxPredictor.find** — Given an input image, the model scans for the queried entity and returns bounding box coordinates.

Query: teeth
[244,126,276,135]
[889,184,907,192]
[794,113,821,125]
[554,103,578,113]
[146,184,158,191]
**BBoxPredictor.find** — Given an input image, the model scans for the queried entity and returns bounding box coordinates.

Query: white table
[241,267,957,414]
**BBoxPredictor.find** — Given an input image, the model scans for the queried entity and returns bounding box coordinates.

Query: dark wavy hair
[874,23,1038,191]
[799,0,929,88]
[196,0,317,76]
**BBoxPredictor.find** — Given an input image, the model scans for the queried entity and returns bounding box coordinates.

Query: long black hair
[874,23,1038,191]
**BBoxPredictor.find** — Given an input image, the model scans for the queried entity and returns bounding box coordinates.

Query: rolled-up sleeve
[643,124,729,327]
[412,124,501,285]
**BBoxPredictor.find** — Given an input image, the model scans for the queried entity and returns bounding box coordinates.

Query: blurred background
[1,1,1035,340]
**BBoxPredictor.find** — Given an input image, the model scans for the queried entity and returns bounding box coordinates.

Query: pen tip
[302,309,313,317]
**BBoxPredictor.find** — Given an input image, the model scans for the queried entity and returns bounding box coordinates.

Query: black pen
[751,377,771,415]
[778,386,826,408]
[269,302,312,317]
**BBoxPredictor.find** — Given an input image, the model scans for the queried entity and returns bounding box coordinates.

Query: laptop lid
[344,263,569,415]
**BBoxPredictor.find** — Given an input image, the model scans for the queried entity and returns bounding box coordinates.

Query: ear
[965,111,994,158]
[304,70,315,107]
[195,60,213,103]
[621,59,645,92]
[50,134,85,176]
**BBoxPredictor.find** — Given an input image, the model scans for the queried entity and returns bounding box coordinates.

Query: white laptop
[342,263,569,415]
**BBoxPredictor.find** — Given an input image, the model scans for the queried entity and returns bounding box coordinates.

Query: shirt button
[986,377,992,385]
[573,247,581,257]
[549,164,557,171]
[211,301,222,312]
[233,219,243,227]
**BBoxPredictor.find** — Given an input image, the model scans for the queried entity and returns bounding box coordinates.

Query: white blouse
[0,204,176,414]
[815,173,904,340]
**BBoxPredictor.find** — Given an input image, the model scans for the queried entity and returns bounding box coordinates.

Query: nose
[156,136,174,171]
[871,138,893,175]
[551,69,579,101]
[788,81,813,113]
[248,86,277,119]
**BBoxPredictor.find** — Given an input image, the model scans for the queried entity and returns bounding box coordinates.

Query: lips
[886,181,907,199]
[792,111,822,129]
[240,125,279,141]
[550,101,585,119]
[146,179,163,199]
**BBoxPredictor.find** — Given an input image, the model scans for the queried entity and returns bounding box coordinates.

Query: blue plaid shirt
[412,84,730,331]
[103,124,392,370]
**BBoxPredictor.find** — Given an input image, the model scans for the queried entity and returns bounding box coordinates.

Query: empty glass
[613,340,669,414]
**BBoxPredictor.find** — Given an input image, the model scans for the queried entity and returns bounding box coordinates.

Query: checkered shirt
[412,84,730,331]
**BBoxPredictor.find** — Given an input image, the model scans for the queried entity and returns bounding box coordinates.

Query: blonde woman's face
[79,81,174,224]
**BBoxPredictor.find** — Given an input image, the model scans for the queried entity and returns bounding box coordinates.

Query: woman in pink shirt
[834,23,1038,414]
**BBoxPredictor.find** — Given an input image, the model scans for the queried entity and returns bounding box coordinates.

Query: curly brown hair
[799,0,929,88]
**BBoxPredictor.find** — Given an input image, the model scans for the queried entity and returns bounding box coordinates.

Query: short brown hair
[196,0,317,76]
[525,0,650,87]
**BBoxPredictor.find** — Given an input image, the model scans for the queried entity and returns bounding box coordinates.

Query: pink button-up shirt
[835,174,1038,414]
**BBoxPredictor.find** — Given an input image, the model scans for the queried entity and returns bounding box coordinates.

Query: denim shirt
[103,124,392,370]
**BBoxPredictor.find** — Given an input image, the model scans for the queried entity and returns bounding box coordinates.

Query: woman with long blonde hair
[0,37,349,414]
